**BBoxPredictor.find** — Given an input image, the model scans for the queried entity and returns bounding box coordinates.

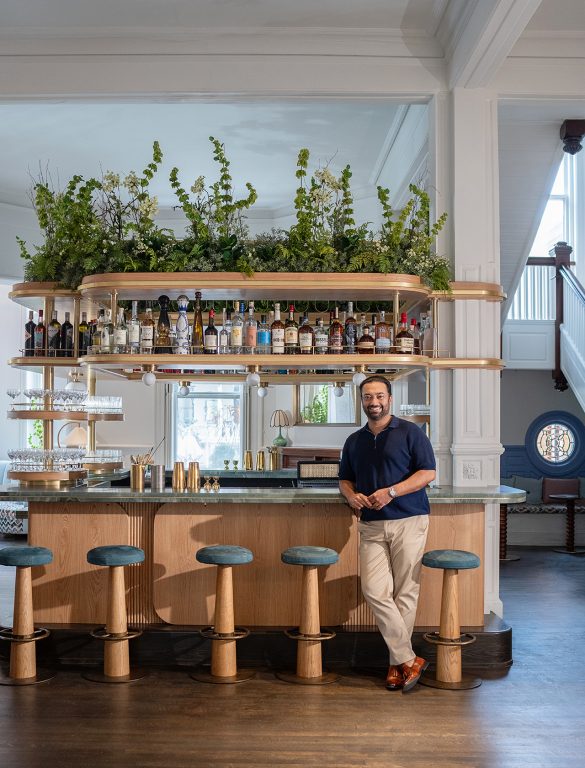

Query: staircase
[560,266,585,413]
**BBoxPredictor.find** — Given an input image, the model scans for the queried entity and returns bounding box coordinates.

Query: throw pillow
[511,475,543,502]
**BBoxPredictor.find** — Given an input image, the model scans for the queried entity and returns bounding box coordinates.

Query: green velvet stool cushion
[281,546,339,566]
[0,546,53,567]
[196,545,254,566]
[87,545,145,567]
[422,549,480,570]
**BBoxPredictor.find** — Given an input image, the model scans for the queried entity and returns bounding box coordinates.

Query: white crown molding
[511,31,585,58]
[0,26,444,59]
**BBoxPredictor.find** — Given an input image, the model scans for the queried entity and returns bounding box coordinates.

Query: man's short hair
[359,375,392,396]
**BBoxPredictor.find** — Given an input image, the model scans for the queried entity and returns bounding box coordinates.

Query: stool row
[0,543,340,686]
[0,544,481,690]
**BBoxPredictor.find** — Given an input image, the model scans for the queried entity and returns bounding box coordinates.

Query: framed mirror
[293,383,360,426]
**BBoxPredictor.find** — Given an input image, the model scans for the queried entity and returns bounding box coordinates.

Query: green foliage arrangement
[19,140,450,290]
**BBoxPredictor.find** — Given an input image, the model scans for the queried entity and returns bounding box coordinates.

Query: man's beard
[363,403,390,421]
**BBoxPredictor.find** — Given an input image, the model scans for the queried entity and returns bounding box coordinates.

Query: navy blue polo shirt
[339,416,435,521]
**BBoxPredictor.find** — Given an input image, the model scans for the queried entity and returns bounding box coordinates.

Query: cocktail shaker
[187,461,200,491]
[150,464,166,490]
[244,450,253,471]
[172,461,185,491]
[255,450,265,471]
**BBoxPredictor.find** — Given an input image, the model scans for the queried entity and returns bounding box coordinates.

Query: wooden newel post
[552,241,572,391]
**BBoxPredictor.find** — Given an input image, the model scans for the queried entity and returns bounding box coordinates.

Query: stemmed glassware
[6,389,20,408]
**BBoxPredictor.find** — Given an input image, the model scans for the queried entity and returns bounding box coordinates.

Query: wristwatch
[387,486,397,500]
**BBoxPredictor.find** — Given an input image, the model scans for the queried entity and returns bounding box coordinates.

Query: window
[525,411,585,476]
[172,382,244,470]
[294,383,360,425]
[508,155,575,321]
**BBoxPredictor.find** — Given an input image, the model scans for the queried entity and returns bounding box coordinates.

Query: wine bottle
[204,308,218,353]
[60,311,74,357]
[192,291,204,353]
[48,310,61,357]
[78,311,90,356]
[24,311,36,357]
[34,310,46,356]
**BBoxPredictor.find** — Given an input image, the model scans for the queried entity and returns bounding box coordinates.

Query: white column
[431,89,504,616]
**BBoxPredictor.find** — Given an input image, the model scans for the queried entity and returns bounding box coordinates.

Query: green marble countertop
[0,483,526,505]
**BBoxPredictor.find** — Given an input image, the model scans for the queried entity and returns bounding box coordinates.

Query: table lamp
[270,409,289,447]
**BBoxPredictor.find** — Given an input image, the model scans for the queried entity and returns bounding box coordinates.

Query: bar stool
[0,546,54,685]
[192,545,255,684]
[419,549,482,690]
[83,545,144,684]
[277,545,339,685]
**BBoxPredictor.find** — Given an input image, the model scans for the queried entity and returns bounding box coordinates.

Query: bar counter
[0,481,524,633]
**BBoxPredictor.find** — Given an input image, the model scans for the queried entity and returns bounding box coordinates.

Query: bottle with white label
[114,308,128,353]
[175,295,190,354]
[230,301,244,354]
[394,312,414,354]
[375,310,392,354]
[140,307,155,353]
[128,301,141,353]
[270,303,285,354]
[314,318,328,354]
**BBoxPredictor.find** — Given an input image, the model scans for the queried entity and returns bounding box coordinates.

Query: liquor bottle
[140,307,155,353]
[102,309,114,353]
[48,310,61,357]
[421,312,436,357]
[192,291,204,353]
[344,301,357,354]
[92,309,105,352]
[298,315,314,354]
[410,318,421,354]
[374,310,392,354]
[24,311,36,357]
[175,295,190,355]
[328,307,344,354]
[204,308,218,353]
[78,311,90,356]
[219,309,232,354]
[34,310,46,357]
[128,301,141,354]
[314,317,328,354]
[395,312,414,354]
[60,311,74,357]
[230,301,245,354]
[257,314,271,353]
[155,295,172,354]
[244,302,258,354]
[271,303,285,354]
[284,304,299,354]
[357,324,376,354]
[114,308,128,353]
[357,312,366,339]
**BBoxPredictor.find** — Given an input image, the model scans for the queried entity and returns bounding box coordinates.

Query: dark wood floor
[0,545,584,768]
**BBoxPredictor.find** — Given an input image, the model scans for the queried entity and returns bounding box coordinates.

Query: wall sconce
[257,383,269,399]
[270,409,290,446]
[245,365,261,387]
[352,366,367,386]
[560,119,585,154]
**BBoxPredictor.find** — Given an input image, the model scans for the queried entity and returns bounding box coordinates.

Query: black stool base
[0,667,54,685]
[275,670,339,685]
[552,547,585,555]
[500,555,521,562]
[419,672,482,690]
[191,666,256,684]
[82,669,145,684]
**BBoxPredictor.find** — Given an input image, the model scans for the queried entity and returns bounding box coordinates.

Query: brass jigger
[255,450,265,471]
[244,450,253,471]
[187,461,200,491]
[172,461,186,491]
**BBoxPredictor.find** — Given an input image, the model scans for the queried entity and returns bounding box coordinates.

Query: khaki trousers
[359,515,429,666]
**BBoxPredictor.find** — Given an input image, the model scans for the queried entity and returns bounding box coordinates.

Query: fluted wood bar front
[0,485,526,632]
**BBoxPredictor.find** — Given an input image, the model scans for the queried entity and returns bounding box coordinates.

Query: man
[339,375,436,692]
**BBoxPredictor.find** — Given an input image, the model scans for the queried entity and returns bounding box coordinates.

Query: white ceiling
[1,0,585,290]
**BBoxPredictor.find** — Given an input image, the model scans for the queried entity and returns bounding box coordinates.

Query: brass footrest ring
[423,631,476,647]
[90,627,143,642]
[200,626,250,641]
[0,627,50,644]
[284,627,336,642]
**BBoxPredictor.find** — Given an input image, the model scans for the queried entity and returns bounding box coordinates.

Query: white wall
[500,369,585,445]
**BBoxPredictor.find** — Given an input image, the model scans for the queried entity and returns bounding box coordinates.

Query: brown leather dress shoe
[401,656,429,693]
[385,665,404,690]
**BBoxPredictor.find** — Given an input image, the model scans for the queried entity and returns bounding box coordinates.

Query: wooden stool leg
[104,566,129,678]
[10,566,36,680]
[211,565,236,678]
[297,565,322,679]
[436,569,461,684]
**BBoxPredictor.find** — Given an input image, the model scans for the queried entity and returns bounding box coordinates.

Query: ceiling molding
[511,31,585,58]
[0,27,444,59]
[444,0,542,89]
